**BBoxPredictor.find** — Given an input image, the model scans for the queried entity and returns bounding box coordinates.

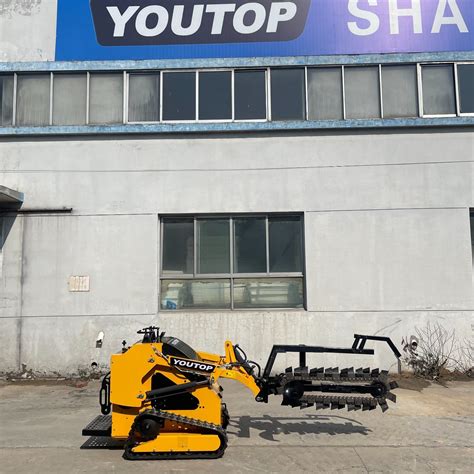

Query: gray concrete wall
[0,128,473,374]
[0,0,57,62]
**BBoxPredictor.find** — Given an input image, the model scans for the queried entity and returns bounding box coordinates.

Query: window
[16,74,51,126]
[270,68,305,121]
[161,279,231,310]
[128,73,160,122]
[162,218,194,274]
[345,66,381,119]
[269,216,303,272]
[233,278,303,309]
[5,62,472,128]
[199,71,232,120]
[89,73,123,124]
[160,215,304,310]
[381,65,418,118]
[234,69,266,120]
[0,217,4,277]
[307,67,343,120]
[53,74,87,125]
[197,219,230,273]
[457,64,474,114]
[234,217,266,273]
[162,72,196,121]
[471,210,474,265]
[421,65,456,116]
[0,75,14,126]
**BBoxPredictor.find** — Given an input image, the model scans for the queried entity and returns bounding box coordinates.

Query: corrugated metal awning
[0,185,24,209]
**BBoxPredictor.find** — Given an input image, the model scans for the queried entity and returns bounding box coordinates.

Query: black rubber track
[124,409,228,460]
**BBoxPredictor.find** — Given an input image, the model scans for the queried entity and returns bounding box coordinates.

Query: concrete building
[0,0,473,375]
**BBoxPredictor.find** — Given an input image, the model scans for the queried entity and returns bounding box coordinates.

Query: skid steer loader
[82,326,400,460]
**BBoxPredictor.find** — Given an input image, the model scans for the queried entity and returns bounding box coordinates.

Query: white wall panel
[304,208,473,311]
[16,310,474,375]
[20,214,158,317]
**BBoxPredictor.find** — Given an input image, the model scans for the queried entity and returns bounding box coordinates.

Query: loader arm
[210,341,261,397]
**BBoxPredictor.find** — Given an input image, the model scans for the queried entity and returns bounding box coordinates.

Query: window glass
[234,217,266,273]
[89,73,123,124]
[233,278,303,308]
[270,69,305,121]
[162,218,194,274]
[381,65,418,118]
[161,279,231,310]
[0,216,4,247]
[344,66,381,119]
[162,72,196,121]
[421,65,456,115]
[0,217,4,275]
[269,216,302,272]
[0,76,14,126]
[199,71,232,120]
[128,73,160,122]
[307,67,343,120]
[16,74,50,126]
[471,211,474,264]
[457,64,474,114]
[197,219,230,274]
[234,70,266,120]
[53,74,87,125]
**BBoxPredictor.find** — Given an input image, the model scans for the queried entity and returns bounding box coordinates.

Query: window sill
[160,307,307,312]
[1,116,473,137]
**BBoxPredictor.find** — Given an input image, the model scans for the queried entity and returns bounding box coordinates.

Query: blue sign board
[55,0,474,61]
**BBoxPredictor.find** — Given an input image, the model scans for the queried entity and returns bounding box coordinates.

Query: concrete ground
[0,377,472,473]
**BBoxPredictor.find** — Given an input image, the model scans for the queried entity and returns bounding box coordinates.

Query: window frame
[306,65,345,121]
[197,69,234,123]
[456,62,474,117]
[470,209,474,267]
[87,71,126,125]
[3,62,474,128]
[160,69,198,123]
[125,68,270,124]
[419,62,458,119]
[269,67,307,122]
[126,70,161,124]
[51,72,88,126]
[233,68,269,123]
[379,63,419,119]
[14,72,53,127]
[343,64,382,120]
[0,216,4,277]
[0,73,15,127]
[159,213,305,311]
